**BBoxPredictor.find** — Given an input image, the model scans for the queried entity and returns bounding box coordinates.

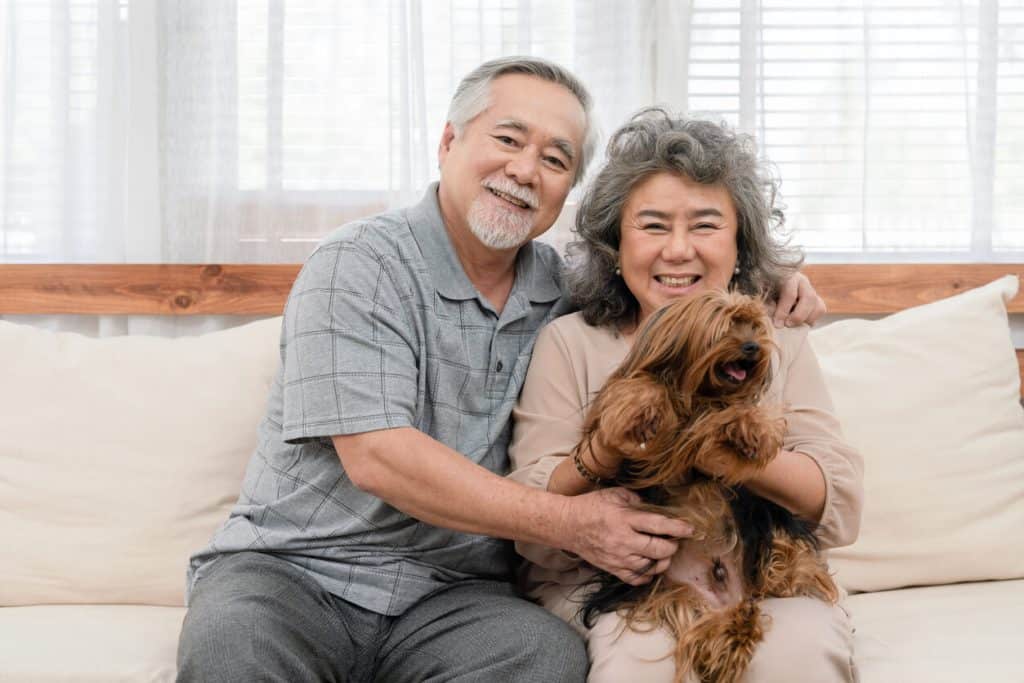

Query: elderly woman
[508,109,864,682]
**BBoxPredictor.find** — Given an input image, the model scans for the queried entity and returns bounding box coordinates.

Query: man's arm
[333,428,692,586]
[772,271,827,328]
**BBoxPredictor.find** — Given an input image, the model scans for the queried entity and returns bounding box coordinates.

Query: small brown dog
[576,290,838,683]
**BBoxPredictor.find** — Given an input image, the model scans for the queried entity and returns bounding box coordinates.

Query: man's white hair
[446,56,600,186]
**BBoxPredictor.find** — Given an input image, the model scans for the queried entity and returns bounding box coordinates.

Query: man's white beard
[467,196,535,250]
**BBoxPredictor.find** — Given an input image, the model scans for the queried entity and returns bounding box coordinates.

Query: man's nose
[505,149,540,186]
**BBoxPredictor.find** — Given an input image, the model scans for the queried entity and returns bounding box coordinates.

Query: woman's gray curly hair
[566,107,804,329]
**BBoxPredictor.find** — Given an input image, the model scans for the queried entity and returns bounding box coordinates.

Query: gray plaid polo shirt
[187,184,572,616]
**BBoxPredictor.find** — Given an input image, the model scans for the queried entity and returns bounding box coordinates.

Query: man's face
[437,73,586,251]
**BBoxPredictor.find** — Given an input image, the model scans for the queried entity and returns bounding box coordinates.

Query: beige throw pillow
[0,317,282,606]
[809,276,1024,593]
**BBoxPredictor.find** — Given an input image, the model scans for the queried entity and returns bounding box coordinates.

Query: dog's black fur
[579,479,820,628]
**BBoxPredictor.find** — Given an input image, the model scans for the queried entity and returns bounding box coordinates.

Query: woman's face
[618,172,739,326]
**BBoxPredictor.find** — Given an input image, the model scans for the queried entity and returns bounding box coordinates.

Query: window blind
[688,0,1022,260]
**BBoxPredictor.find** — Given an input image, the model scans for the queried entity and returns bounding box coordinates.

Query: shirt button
[496,361,504,372]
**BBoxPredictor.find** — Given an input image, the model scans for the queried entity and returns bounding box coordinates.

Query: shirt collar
[406,183,563,304]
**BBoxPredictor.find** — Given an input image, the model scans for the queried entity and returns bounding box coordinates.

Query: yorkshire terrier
[575,290,838,683]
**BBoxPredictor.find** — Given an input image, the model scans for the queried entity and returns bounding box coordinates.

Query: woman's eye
[694,223,719,232]
[641,223,667,232]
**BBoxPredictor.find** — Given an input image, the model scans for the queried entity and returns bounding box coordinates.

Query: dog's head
[622,290,775,408]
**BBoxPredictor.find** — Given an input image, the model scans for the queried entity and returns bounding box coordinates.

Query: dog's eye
[712,558,728,583]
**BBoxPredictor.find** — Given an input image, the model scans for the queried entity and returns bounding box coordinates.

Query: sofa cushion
[809,276,1024,592]
[0,317,282,606]
[847,579,1024,683]
[0,605,185,682]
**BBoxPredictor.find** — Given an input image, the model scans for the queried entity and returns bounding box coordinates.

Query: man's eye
[545,156,568,170]
[495,135,517,146]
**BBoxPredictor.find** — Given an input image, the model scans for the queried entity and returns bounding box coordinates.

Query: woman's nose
[662,229,695,261]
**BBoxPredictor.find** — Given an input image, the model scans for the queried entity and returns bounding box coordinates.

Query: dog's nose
[741,341,760,356]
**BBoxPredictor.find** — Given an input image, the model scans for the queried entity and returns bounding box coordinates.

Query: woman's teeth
[657,275,698,287]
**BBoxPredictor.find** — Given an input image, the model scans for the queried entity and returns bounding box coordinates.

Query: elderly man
[177,57,822,682]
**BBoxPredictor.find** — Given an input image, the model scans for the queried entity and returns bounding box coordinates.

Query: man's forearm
[332,427,573,549]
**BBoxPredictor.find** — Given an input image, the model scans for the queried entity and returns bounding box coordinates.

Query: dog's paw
[719,406,785,466]
[593,376,672,459]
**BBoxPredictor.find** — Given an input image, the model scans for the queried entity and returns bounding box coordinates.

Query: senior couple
[178,57,863,682]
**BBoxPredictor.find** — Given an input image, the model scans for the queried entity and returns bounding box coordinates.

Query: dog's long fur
[577,291,838,683]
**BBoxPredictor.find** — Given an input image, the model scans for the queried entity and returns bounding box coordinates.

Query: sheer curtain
[1,0,1022,335]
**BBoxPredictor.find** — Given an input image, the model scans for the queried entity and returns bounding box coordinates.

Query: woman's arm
[744,449,826,523]
[508,319,688,576]
[749,327,865,548]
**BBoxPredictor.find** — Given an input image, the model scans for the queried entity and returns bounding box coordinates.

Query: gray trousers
[176,551,588,683]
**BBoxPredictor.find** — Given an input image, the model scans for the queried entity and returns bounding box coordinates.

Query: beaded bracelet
[571,440,608,486]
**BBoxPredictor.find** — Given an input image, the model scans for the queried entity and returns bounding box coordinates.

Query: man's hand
[771,271,826,328]
[558,487,692,586]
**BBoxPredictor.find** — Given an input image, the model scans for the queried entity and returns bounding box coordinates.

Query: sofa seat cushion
[0,605,184,682]
[847,578,1024,682]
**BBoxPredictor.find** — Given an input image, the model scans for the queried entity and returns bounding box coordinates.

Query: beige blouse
[508,311,864,580]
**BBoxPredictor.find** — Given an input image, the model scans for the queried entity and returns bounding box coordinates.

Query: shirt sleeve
[280,236,419,443]
[778,327,865,549]
[508,321,589,571]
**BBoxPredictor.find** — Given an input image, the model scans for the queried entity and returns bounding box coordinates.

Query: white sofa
[1,276,1022,682]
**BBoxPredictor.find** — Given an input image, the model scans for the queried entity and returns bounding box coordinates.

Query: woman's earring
[614,265,622,276]
[733,264,741,275]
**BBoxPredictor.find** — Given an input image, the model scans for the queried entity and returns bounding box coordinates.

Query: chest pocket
[430,306,493,417]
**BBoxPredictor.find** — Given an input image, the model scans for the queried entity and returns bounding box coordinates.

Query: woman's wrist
[546,438,621,496]
[572,443,609,485]
[575,436,620,481]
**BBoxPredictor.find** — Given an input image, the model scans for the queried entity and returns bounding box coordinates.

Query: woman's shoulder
[772,323,810,349]
[770,323,813,370]
[532,312,631,391]
[539,311,625,351]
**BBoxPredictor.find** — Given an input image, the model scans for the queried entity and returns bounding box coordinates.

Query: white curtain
[1,0,1021,334]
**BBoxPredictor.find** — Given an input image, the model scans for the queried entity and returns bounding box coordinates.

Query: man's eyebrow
[494,119,577,162]
[552,139,576,162]
[495,119,529,135]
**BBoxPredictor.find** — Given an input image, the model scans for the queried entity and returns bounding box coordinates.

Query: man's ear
[438,122,457,165]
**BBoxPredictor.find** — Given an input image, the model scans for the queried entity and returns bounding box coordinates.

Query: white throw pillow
[809,276,1024,593]
[0,317,282,606]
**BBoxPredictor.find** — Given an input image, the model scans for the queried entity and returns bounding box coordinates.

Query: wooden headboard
[1,263,1022,395]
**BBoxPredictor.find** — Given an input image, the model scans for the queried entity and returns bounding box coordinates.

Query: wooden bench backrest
[1,263,1022,395]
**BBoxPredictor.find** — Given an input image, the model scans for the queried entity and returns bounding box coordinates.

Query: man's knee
[176,553,344,682]
[744,597,857,683]
[177,578,272,681]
